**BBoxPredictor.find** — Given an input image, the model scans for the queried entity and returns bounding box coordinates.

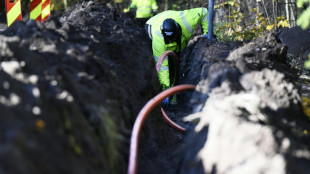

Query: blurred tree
[297,0,310,29]
[0,0,302,30]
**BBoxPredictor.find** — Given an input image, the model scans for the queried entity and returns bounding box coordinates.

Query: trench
[1,2,310,174]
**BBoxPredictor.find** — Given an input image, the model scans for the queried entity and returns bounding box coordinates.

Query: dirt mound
[0,1,169,174]
[178,33,310,174]
[278,26,310,74]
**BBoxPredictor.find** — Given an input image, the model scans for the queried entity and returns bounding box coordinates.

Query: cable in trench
[127,84,196,174]
[128,51,195,174]
[156,51,186,132]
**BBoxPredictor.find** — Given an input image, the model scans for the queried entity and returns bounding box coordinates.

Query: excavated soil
[177,31,310,174]
[0,1,310,174]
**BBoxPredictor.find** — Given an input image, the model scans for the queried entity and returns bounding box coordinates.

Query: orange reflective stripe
[42,0,50,21]
[6,0,22,27]
[30,0,42,21]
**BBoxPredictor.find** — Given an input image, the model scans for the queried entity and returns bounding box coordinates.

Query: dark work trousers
[136,18,149,28]
[168,56,177,87]
[144,23,153,50]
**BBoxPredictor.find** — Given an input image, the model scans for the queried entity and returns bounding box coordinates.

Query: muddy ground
[0,1,309,174]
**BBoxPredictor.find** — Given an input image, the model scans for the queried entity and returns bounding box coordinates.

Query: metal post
[207,0,214,39]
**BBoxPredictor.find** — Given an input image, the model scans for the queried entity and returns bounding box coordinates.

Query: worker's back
[147,8,209,52]
[130,0,158,18]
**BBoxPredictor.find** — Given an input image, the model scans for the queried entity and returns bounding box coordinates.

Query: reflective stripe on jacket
[129,0,158,18]
[146,8,208,90]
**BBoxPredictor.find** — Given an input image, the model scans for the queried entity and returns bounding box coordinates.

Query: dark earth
[0,1,310,174]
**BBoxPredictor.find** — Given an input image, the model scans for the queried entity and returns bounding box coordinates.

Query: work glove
[203,34,208,38]
[123,8,129,13]
[161,97,170,108]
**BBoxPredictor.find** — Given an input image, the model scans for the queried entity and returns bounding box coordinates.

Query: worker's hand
[161,97,170,107]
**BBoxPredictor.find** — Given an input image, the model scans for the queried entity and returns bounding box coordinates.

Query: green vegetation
[214,0,289,42]
[296,0,310,69]
[297,0,310,29]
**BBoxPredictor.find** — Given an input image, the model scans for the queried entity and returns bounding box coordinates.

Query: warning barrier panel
[30,0,42,22]
[6,0,22,27]
[42,0,51,22]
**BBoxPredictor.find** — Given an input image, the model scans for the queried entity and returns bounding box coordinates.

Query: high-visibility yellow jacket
[146,8,208,90]
[128,0,158,18]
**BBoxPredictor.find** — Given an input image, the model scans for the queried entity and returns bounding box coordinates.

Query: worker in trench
[145,7,209,107]
[124,0,158,27]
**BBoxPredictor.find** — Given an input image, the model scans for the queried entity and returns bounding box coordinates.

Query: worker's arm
[151,0,158,13]
[126,0,136,11]
[186,8,209,35]
[200,8,209,35]
[152,35,170,90]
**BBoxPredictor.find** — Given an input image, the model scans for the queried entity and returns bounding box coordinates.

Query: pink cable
[127,84,196,174]
[156,51,186,132]
[160,107,185,133]
[156,50,179,86]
